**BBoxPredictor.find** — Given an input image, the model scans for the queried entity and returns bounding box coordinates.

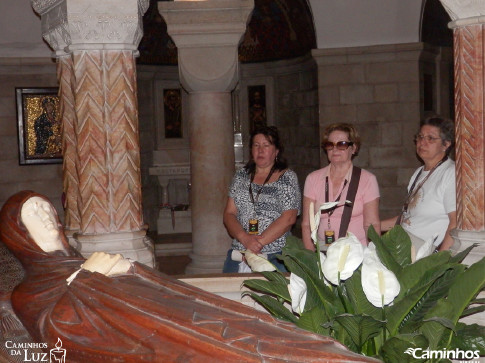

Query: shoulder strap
[338,167,361,238]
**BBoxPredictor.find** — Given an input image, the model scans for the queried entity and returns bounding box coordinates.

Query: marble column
[32,0,155,266]
[159,0,254,273]
[439,0,485,266]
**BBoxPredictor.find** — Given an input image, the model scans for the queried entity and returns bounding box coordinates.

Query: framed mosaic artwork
[16,88,62,165]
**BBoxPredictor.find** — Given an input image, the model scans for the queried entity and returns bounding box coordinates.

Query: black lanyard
[249,166,275,206]
[325,176,348,228]
[403,156,448,213]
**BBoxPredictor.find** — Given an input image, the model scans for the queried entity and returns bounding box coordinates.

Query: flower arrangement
[242,203,485,361]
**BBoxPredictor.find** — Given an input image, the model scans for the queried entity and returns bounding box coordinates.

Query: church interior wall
[0,0,451,235]
[0,57,63,218]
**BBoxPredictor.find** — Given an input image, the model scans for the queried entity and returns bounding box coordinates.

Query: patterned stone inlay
[73,50,143,234]
[453,24,485,230]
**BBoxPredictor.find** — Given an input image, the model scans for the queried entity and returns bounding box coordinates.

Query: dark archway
[137,0,316,65]
[420,0,454,119]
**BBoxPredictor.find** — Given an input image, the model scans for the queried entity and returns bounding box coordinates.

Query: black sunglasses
[322,141,354,150]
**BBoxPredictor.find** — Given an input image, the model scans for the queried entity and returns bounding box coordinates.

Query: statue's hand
[82,252,131,276]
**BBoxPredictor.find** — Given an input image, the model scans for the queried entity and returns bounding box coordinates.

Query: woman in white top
[382,116,456,252]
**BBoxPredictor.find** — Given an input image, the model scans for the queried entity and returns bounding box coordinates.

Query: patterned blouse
[229,168,301,254]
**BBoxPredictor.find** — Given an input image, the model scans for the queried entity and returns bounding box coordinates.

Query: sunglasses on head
[322,141,354,150]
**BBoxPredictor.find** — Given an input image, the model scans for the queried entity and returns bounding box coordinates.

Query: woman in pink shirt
[301,123,380,250]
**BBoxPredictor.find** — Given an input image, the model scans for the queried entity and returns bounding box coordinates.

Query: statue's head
[20,196,64,253]
[0,191,76,269]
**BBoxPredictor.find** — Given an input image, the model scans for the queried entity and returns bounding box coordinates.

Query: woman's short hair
[245,125,288,173]
[420,116,455,155]
[321,123,361,156]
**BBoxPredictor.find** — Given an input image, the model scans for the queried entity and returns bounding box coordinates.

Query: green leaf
[419,298,455,349]
[437,257,485,348]
[242,292,298,323]
[379,225,412,268]
[280,245,344,314]
[386,285,430,336]
[296,306,330,336]
[397,252,451,295]
[399,265,463,332]
[368,226,403,276]
[461,305,485,318]
[447,257,485,324]
[387,262,456,335]
[449,323,485,355]
[344,269,382,320]
[284,235,307,250]
[422,316,456,331]
[333,313,385,352]
[449,243,477,264]
[379,333,429,363]
[243,278,291,302]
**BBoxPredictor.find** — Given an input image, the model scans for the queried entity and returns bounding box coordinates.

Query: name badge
[248,219,259,235]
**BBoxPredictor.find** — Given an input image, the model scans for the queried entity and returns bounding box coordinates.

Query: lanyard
[249,166,275,206]
[403,156,448,213]
[325,176,348,229]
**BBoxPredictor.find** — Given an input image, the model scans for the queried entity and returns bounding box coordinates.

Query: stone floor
[150,232,192,276]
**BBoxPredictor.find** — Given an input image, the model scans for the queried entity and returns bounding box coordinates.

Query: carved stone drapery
[31,0,153,266]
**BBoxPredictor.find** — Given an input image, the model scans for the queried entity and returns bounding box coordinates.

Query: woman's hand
[438,211,457,251]
[223,197,264,253]
[239,234,264,254]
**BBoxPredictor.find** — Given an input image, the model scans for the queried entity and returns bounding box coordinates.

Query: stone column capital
[158,0,254,92]
[31,0,149,54]
[440,0,485,27]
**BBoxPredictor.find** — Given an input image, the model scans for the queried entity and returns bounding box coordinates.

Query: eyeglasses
[322,141,354,150]
[414,134,442,144]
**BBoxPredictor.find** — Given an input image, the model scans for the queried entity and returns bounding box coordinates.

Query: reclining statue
[0,190,376,362]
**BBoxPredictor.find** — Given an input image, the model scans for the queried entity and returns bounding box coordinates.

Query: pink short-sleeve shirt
[303,165,380,245]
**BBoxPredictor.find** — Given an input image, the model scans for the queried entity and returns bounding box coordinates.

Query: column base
[185,252,227,275]
[75,230,155,268]
[64,228,81,251]
[450,228,485,266]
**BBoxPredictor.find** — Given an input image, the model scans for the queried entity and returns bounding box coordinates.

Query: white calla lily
[415,234,438,262]
[321,232,364,285]
[361,243,400,307]
[243,250,277,272]
[288,273,307,315]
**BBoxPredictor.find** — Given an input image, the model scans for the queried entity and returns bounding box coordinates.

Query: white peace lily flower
[361,243,400,307]
[288,273,307,315]
[243,250,276,272]
[321,232,364,285]
[318,200,352,212]
[309,202,321,244]
[309,201,352,244]
[415,234,438,262]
